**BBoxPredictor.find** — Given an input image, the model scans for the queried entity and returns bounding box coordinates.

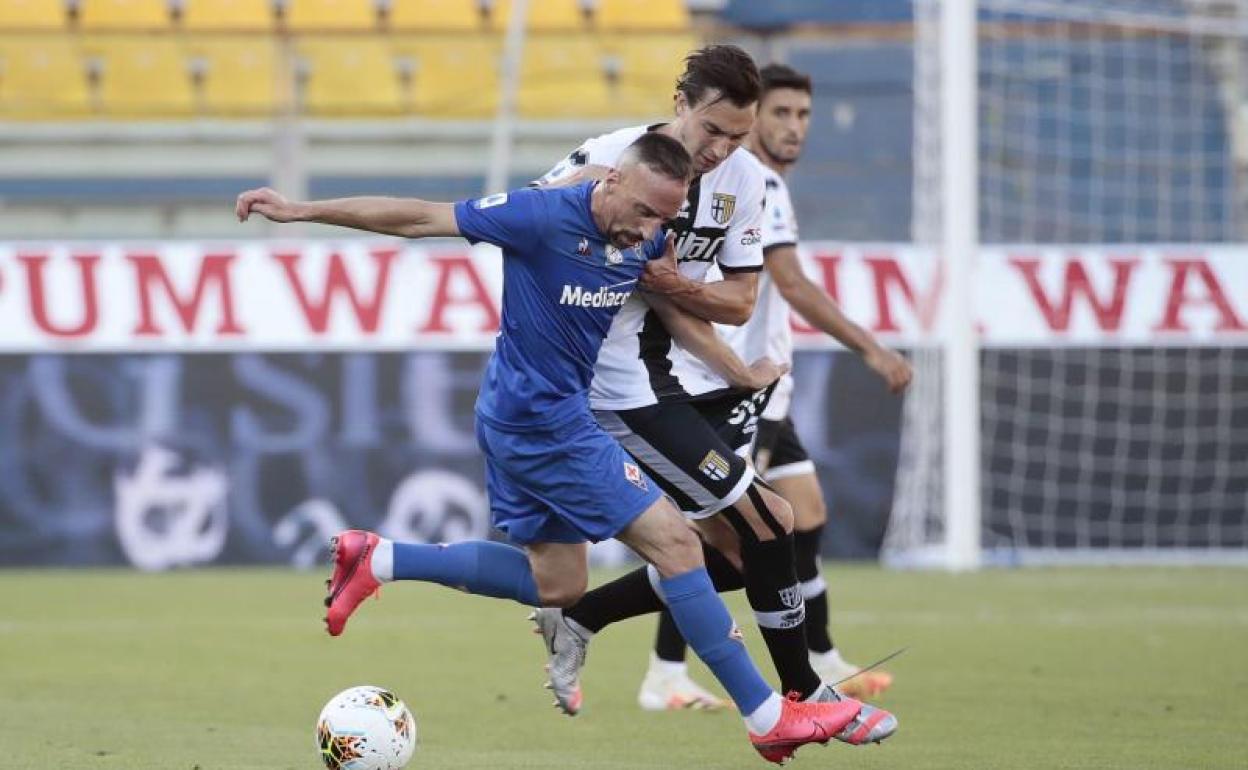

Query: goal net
[886,0,1248,567]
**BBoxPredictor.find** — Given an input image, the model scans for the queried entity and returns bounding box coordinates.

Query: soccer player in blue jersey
[235,133,878,763]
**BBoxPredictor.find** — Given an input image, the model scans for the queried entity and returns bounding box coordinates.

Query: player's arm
[236,187,459,239]
[767,245,913,393]
[640,254,759,326]
[645,291,786,391]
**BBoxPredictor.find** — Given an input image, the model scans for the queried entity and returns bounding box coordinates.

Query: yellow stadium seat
[601,32,692,116]
[0,35,91,116]
[184,35,278,114]
[296,36,401,115]
[180,0,274,30]
[594,0,687,30]
[0,0,68,29]
[284,0,376,31]
[78,0,171,29]
[80,35,194,114]
[390,36,498,117]
[518,36,611,118]
[386,0,479,31]
[487,0,586,31]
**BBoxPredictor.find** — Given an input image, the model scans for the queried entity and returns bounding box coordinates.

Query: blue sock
[392,541,541,606]
[659,567,773,715]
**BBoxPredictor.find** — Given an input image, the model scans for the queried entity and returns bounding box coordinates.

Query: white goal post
[884,0,1248,568]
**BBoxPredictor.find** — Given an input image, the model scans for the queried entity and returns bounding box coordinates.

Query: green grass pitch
[2,566,1245,769]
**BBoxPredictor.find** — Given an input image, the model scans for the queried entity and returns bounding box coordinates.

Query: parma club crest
[710,192,736,224]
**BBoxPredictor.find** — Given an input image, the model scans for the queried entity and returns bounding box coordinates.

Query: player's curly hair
[676,45,761,109]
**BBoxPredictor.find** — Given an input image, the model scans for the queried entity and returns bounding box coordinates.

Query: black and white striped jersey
[538,124,767,410]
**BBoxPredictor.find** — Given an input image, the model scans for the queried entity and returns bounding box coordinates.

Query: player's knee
[651,516,704,577]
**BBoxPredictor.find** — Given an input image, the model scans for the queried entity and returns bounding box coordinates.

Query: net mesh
[887,0,1248,565]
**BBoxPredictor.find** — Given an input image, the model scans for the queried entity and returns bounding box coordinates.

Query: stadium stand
[517,35,612,117]
[485,0,587,31]
[296,35,403,115]
[283,0,378,31]
[179,0,275,30]
[385,0,482,31]
[81,34,196,115]
[185,35,278,114]
[595,0,688,30]
[0,0,67,30]
[390,36,499,116]
[78,0,171,29]
[0,34,91,116]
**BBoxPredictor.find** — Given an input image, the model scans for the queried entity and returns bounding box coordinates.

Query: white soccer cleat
[636,656,728,712]
[810,649,894,700]
[529,608,588,716]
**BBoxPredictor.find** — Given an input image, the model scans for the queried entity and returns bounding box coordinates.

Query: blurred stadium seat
[518,35,611,117]
[82,35,194,114]
[283,0,377,30]
[386,0,480,31]
[486,0,586,31]
[0,34,91,116]
[391,36,498,116]
[78,0,171,29]
[599,32,692,116]
[594,0,688,31]
[296,35,402,115]
[185,35,278,114]
[180,0,275,30]
[0,0,68,28]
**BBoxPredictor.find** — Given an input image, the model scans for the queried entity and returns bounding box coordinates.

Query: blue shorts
[475,412,662,545]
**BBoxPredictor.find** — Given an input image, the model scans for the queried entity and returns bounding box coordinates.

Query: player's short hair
[621,132,693,183]
[676,45,761,109]
[760,63,813,96]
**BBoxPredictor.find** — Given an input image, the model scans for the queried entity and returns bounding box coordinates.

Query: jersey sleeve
[532,134,617,187]
[453,187,548,253]
[716,170,766,274]
[762,177,799,253]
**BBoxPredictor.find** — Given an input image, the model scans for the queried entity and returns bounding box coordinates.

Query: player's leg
[580,400,821,700]
[764,417,892,698]
[324,419,595,636]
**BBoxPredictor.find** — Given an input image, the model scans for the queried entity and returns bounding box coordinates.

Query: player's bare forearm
[642,268,758,325]
[645,293,783,390]
[770,245,912,392]
[235,187,459,239]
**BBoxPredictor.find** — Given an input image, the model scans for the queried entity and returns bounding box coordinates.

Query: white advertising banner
[1,240,1245,351]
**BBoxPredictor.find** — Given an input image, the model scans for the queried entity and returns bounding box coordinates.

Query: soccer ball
[316,685,417,770]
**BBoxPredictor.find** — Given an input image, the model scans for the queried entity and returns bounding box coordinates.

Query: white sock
[743,693,783,735]
[370,538,394,583]
[648,652,687,676]
[810,648,848,669]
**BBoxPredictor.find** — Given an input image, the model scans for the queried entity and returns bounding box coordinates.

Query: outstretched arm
[767,245,912,393]
[235,187,460,240]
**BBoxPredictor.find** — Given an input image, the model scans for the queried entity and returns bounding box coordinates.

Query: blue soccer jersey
[454,182,664,430]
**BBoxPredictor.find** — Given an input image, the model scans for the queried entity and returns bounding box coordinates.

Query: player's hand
[742,357,789,391]
[640,232,695,295]
[864,344,912,393]
[235,187,306,224]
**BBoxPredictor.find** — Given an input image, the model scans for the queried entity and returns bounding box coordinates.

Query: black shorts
[751,416,814,482]
[593,385,775,519]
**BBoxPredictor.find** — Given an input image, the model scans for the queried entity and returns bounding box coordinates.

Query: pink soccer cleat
[323,530,382,637]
